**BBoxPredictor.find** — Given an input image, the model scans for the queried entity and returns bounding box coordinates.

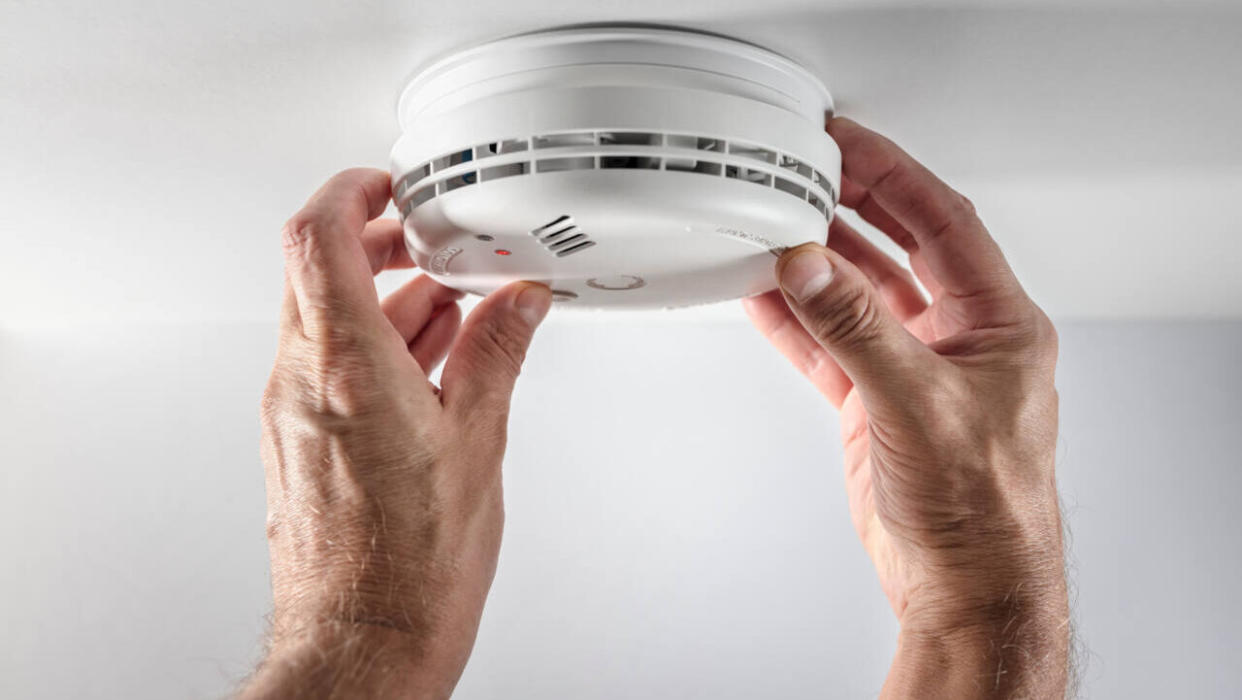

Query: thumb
[777,244,931,401]
[440,282,552,427]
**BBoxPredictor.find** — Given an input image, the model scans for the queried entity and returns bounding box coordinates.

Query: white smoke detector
[390,25,840,309]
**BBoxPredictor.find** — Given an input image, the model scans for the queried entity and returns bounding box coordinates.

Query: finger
[776,243,934,403]
[380,274,465,345]
[742,290,853,408]
[281,168,392,335]
[360,218,416,275]
[826,217,927,323]
[839,176,946,300]
[839,175,917,253]
[410,302,462,374]
[440,282,552,429]
[827,117,1020,300]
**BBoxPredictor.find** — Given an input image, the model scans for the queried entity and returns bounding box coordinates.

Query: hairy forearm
[238,622,457,700]
[882,586,1071,699]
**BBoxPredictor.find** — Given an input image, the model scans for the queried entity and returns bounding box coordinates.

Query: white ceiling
[3,0,1240,327]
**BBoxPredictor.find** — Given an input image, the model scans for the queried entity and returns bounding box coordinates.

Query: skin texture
[744,118,1069,697]
[241,117,1069,699]
[240,168,552,699]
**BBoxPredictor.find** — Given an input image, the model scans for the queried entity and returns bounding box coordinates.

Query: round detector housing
[390,25,840,309]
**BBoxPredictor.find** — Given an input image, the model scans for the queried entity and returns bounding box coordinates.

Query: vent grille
[396,131,836,223]
[529,215,596,257]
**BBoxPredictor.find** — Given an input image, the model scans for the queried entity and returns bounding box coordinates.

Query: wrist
[242,620,460,700]
[888,580,1070,699]
[905,493,1068,631]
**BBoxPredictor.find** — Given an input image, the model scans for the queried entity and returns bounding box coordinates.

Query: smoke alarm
[390,25,840,309]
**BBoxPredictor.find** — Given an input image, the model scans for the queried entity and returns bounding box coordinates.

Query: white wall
[1,318,1239,698]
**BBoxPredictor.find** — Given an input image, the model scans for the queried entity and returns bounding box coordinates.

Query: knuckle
[259,374,292,428]
[1035,306,1057,339]
[270,329,388,421]
[280,214,317,254]
[315,347,384,418]
[299,297,370,339]
[925,193,979,244]
[1011,305,1059,364]
[954,192,977,217]
[264,512,282,542]
[812,283,883,349]
[1033,309,1059,355]
[313,308,372,348]
[477,321,528,377]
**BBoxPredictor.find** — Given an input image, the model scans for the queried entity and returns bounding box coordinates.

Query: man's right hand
[744,117,1070,698]
[245,168,551,700]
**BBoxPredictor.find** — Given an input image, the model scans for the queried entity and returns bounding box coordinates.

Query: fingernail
[515,284,552,326]
[781,251,835,303]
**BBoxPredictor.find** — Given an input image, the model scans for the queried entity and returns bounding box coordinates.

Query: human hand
[744,118,1069,698]
[242,169,551,699]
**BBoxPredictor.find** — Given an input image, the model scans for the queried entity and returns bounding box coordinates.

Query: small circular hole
[475,234,494,241]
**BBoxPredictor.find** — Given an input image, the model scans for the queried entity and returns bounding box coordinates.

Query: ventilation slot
[808,191,828,215]
[397,163,431,197]
[533,132,596,149]
[408,187,434,209]
[536,157,595,172]
[400,187,434,221]
[599,132,662,146]
[667,135,722,152]
[549,233,588,251]
[480,162,527,181]
[529,215,596,258]
[433,149,472,172]
[555,240,596,256]
[666,159,722,175]
[475,138,528,159]
[728,141,777,164]
[665,135,723,174]
[726,164,772,186]
[532,214,571,234]
[813,169,838,205]
[779,154,813,179]
[540,225,578,244]
[601,155,661,169]
[396,131,834,223]
[440,171,475,193]
[774,177,807,200]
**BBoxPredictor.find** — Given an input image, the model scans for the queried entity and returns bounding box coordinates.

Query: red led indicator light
[494,249,511,256]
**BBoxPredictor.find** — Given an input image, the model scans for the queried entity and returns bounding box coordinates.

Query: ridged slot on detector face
[555,240,596,257]
[540,225,577,243]
[527,215,596,258]
[531,214,571,234]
